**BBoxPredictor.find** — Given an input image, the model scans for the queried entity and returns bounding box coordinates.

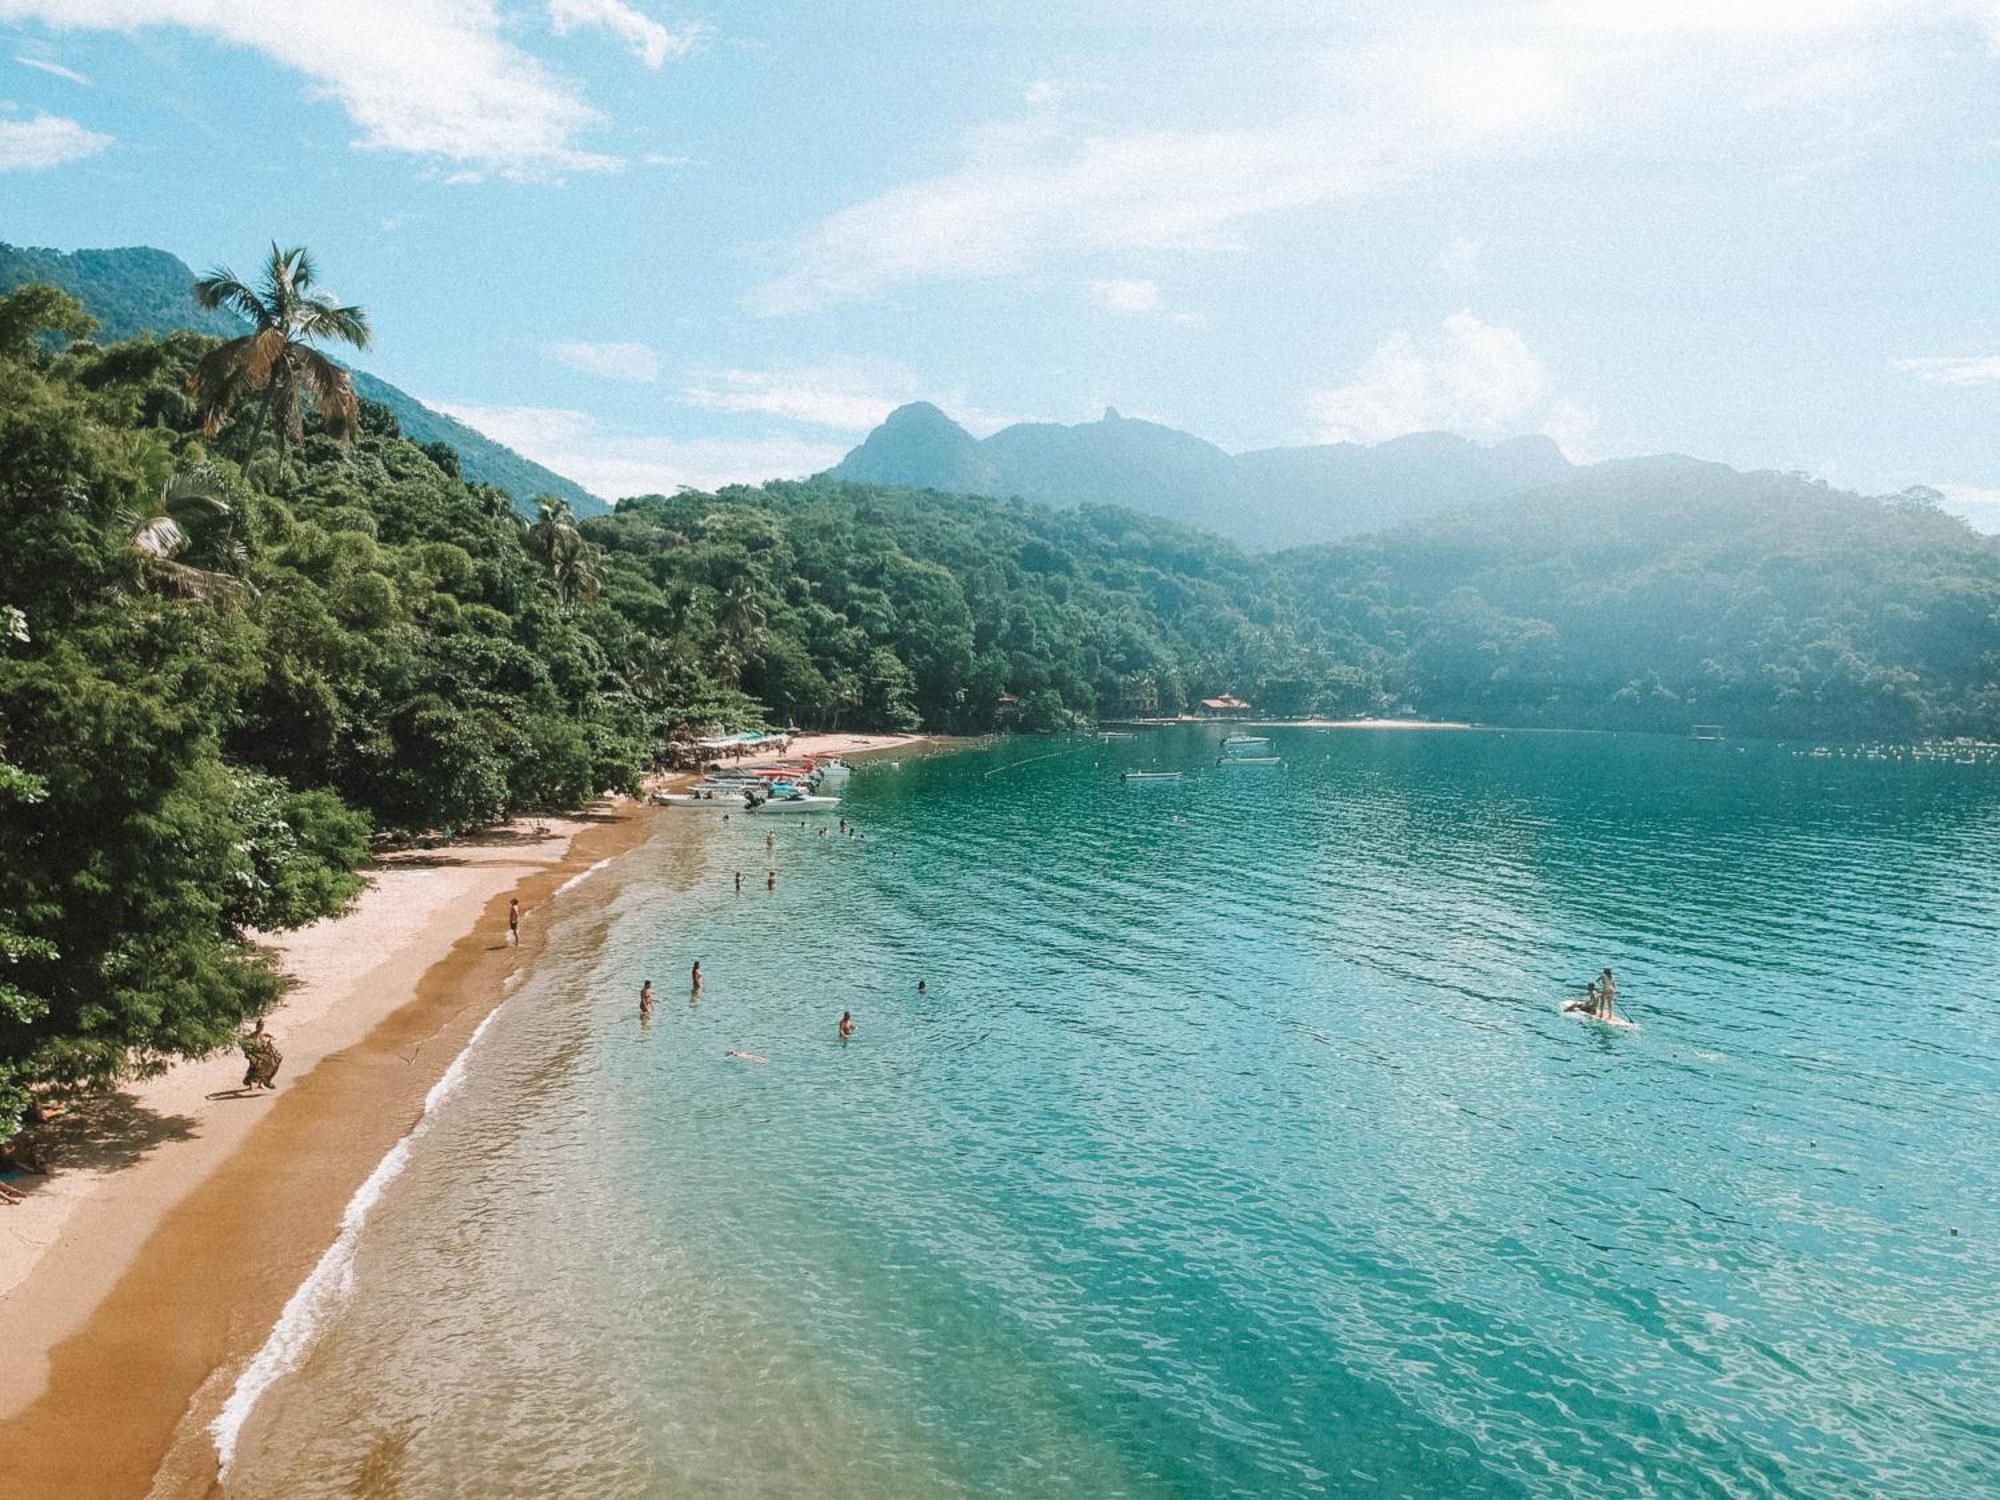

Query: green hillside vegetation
[0,242,603,515]
[1283,462,2000,739]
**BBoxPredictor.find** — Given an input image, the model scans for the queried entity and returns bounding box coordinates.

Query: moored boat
[1221,733,1270,750]
[1121,770,1183,783]
[1216,755,1282,766]
[744,789,840,813]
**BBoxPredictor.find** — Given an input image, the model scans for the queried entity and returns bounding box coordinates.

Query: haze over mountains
[829,401,1669,549]
[0,243,603,516]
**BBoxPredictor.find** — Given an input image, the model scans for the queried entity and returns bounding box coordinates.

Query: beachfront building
[1199,694,1252,718]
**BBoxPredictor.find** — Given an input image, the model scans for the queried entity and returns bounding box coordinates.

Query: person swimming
[725,1049,767,1064]
[838,1010,855,1041]
[916,979,928,996]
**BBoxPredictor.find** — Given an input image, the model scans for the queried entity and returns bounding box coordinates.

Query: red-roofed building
[1199,695,1251,715]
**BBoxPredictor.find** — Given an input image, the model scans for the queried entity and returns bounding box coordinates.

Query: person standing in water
[766,869,776,891]
[838,1010,855,1041]
[766,829,775,855]
[507,897,521,946]
[690,960,703,995]
[640,980,655,1018]
[734,871,743,894]
[917,979,928,996]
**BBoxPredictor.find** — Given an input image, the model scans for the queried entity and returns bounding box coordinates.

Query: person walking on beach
[640,980,655,1018]
[507,897,521,946]
[838,1010,855,1042]
[240,1017,282,1090]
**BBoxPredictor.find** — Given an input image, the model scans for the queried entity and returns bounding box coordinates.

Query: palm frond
[188,331,288,435]
[298,295,372,350]
[191,269,270,328]
[293,347,359,439]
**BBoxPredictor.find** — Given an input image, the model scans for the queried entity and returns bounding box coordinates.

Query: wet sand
[0,802,655,1499]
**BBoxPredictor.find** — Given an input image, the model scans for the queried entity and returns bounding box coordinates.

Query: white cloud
[1893,354,2000,386]
[434,400,845,499]
[550,339,662,382]
[1308,311,1593,457]
[1436,235,1482,283]
[753,5,1997,312]
[0,111,109,168]
[545,0,693,70]
[0,0,649,176]
[14,54,89,83]
[1091,278,1161,314]
[680,360,918,431]
[1935,483,2000,533]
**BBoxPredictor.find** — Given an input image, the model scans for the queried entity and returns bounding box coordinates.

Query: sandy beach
[0,731,933,1499]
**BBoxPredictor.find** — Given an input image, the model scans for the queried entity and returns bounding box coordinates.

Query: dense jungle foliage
[3,274,1996,1127]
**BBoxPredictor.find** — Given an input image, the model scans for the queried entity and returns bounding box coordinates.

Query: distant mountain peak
[826,402,1589,548]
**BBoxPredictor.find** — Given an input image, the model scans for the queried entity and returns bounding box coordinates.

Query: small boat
[744,790,840,814]
[1217,755,1282,767]
[1121,770,1183,783]
[1099,731,1136,741]
[812,760,852,785]
[655,786,750,808]
[1221,734,1271,749]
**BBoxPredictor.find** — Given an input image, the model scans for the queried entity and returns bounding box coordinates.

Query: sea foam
[207,1004,501,1474]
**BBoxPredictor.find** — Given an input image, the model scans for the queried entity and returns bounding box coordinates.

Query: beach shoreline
[0,799,655,1498]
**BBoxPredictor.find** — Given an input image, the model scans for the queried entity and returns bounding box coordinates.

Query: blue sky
[2,1,1996,527]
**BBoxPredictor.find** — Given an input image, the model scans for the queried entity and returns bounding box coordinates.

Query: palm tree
[119,465,250,603]
[714,581,768,687]
[188,245,371,459]
[527,499,602,610]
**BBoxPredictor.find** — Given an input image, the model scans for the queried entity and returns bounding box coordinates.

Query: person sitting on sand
[838,1010,855,1041]
[240,1017,283,1090]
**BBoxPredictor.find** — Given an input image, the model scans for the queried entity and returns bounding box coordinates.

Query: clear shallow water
[227,730,2000,1498]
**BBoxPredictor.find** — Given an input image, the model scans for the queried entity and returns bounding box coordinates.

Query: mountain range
[0,242,603,516]
[829,402,1647,549]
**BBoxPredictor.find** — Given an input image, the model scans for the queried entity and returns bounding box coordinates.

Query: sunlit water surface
[226,729,2000,1498]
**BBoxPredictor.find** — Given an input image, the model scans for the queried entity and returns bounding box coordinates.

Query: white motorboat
[1217,755,1282,767]
[744,790,840,813]
[655,785,750,807]
[1221,734,1271,750]
[1121,770,1183,782]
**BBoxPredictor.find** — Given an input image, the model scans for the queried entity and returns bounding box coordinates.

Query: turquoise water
[228,729,2000,1498]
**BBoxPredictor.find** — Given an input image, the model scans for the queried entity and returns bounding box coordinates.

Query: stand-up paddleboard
[1560,998,1637,1029]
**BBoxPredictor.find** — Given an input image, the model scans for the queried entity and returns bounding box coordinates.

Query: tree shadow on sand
[1,1091,199,1196]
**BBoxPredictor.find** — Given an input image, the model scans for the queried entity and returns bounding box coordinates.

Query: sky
[1,0,1997,528]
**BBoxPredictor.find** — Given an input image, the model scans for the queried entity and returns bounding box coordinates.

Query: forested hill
[0,242,603,516]
[1282,462,2000,739]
